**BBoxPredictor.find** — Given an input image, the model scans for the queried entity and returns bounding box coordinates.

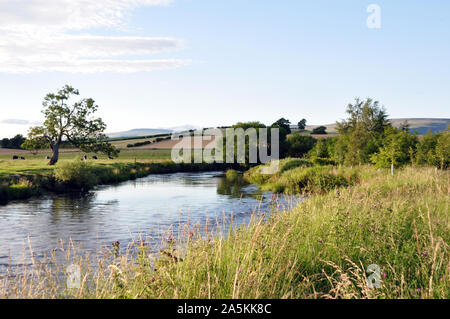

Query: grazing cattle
[12,155,19,160]
[20,156,25,160]
[108,156,114,160]
[92,156,98,160]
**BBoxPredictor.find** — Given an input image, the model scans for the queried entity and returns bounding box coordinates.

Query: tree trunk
[49,143,60,165]
[391,163,394,176]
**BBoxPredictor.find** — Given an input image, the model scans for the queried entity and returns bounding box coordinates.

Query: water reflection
[0,171,298,273]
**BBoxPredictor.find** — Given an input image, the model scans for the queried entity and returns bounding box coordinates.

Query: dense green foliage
[311,126,327,134]
[286,134,316,158]
[297,118,307,130]
[370,127,419,168]
[304,98,449,170]
[0,134,25,149]
[272,118,292,134]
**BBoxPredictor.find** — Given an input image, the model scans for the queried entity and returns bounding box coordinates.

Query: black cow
[108,156,114,160]
[20,156,25,160]
[92,156,98,160]
[12,155,19,160]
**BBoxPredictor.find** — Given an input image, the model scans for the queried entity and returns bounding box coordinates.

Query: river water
[0,171,299,273]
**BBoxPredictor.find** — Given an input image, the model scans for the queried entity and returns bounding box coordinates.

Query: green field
[0,149,172,179]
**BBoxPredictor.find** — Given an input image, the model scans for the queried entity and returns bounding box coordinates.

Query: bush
[286,134,317,158]
[225,169,239,182]
[311,126,327,134]
[54,161,99,190]
[266,165,358,193]
[311,156,336,166]
[246,161,359,194]
[280,158,312,173]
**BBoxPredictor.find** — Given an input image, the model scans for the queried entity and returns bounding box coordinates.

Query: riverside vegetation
[0,153,226,204]
[0,95,448,298]
[1,165,448,299]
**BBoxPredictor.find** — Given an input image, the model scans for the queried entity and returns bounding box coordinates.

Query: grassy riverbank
[2,165,448,299]
[0,149,222,203]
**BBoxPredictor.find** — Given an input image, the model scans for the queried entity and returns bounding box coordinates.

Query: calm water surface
[0,171,298,272]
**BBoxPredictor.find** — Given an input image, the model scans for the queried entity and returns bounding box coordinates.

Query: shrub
[257,165,359,194]
[225,169,239,182]
[311,156,336,166]
[54,161,99,190]
[286,134,316,158]
[280,158,312,173]
[311,126,327,134]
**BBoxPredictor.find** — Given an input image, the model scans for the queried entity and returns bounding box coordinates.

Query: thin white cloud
[0,119,42,125]
[0,0,190,73]
[1,59,191,74]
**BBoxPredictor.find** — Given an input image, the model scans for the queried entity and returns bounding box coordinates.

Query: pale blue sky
[0,0,449,137]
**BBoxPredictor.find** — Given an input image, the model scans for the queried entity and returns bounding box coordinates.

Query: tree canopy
[0,134,25,149]
[25,85,118,165]
[311,126,327,135]
[297,119,307,130]
[272,118,291,134]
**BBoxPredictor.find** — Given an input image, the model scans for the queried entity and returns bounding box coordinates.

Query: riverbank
[1,165,448,298]
[0,160,229,204]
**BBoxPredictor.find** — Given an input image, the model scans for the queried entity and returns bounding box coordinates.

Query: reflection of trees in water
[217,175,252,198]
[48,192,118,223]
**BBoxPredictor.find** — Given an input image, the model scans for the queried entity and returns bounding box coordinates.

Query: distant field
[0,135,216,178]
[0,149,172,178]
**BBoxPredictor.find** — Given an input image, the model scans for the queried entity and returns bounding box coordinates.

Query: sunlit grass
[1,166,448,299]
[0,149,172,178]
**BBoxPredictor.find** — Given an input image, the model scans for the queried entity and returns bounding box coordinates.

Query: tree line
[291,98,449,170]
[225,97,449,170]
[0,134,25,149]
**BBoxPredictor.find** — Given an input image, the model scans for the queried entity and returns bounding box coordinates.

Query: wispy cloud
[0,119,42,125]
[0,0,190,73]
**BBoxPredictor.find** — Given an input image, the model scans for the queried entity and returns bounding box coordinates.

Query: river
[0,171,299,273]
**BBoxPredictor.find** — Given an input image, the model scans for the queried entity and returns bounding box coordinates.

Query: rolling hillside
[305,118,449,135]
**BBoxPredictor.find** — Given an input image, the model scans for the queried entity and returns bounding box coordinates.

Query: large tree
[272,118,292,134]
[26,85,119,165]
[297,118,307,130]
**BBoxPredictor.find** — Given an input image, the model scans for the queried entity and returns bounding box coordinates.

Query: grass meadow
[1,165,448,299]
[0,149,172,179]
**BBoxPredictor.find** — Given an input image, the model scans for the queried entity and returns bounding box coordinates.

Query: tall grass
[1,166,448,299]
[245,160,359,194]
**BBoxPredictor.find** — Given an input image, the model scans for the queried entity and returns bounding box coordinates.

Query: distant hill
[107,128,172,139]
[109,119,448,139]
[390,118,450,135]
[304,118,449,135]
[107,125,201,139]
